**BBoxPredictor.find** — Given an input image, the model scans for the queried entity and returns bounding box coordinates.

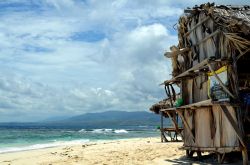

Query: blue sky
[0,0,248,122]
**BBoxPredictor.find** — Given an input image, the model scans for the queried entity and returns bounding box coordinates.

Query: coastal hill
[50,111,161,128]
[0,111,164,129]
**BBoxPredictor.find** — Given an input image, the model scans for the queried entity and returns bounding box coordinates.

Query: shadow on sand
[164,152,245,165]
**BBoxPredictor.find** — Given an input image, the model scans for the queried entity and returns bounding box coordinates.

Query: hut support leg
[242,148,248,165]
[197,151,202,160]
[166,111,183,140]
[160,111,164,142]
[217,153,225,164]
[160,112,167,142]
[176,110,195,143]
[186,150,194,158]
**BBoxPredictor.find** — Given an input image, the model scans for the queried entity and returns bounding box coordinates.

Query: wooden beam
[221,105,249,164]
[161,99,239,112]
[166,112,178,128]
[184,16,210,37]
[236,47,250,61]
[176,110,195,143]
[219,105,246,148]
[161,58,209,85]
[181,146,241,153]
[178,99,212,109]
[176,59,209,79]
[195,29,221,46]
[166,111,184,140]
[161,107,176,112]
[164,47,190,58]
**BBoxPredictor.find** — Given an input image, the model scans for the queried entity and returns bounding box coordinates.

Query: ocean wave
[114,129,128,133]
[78,129,128,134]
[78,129,87,133]
[0,139,90,154]
[92,129,113,134]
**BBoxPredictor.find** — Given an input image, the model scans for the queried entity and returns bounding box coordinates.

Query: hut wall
[181,79,193,105]
[183,105,239,149]
[183,109,195,146]
[192,74,208,103]
[181,74,208,105]
[203,15,216,59]
[187,18,199,66]
[194,107,213,147]
[185,12,218,68]
[196,13,206,61]
[212,105,239,147]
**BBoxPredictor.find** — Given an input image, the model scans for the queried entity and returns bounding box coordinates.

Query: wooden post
[242,147,248,165]
[160,111,164,142]
[166,111,184,140]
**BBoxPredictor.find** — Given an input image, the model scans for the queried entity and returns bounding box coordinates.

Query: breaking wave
[78,129,128,134]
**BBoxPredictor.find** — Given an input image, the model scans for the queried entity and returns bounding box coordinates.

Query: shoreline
[0,137,244,165]
[0,137,186,165]
[0,136,161,154]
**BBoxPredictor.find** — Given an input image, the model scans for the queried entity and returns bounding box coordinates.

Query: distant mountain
[0,111,167,129]
[46,111,163,128]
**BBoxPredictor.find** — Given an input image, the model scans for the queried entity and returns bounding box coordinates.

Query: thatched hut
[150,3,250,164]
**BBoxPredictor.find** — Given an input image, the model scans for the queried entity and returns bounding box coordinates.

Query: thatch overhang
[164,3,250,80]
[149,99,171,115]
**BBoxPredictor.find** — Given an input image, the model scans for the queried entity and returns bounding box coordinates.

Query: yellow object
[207,65,227,76]
[207,66,228,99]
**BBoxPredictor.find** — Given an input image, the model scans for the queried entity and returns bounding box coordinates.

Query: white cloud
[0,0,247,121]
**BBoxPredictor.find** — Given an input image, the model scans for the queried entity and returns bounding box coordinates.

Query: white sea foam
[91,129,105,133]
[78,129,86,133]
[78,128,128,134]
[91,129,112,133]
[114,129,128,134]
[0,139,90,154]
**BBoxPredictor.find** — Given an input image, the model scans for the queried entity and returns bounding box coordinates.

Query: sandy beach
[0,137,189,165]
[0,137,245,165]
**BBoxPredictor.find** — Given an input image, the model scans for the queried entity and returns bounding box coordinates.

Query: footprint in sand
[3,160,12,165]
[60,153,68,156]
[50,152,57,155]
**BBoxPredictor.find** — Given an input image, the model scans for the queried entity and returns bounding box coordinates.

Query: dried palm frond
[223,32,250,54]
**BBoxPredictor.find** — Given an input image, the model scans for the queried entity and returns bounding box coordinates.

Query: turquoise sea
[0,125,159,153]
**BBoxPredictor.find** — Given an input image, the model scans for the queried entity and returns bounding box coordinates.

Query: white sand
[0,137,244,165]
